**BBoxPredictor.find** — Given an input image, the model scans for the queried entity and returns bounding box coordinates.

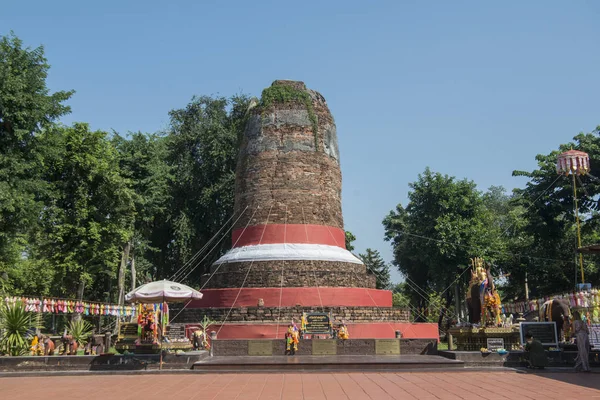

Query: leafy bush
[392,292,410,308]
[67,319,93,347]
[0,302,42,356]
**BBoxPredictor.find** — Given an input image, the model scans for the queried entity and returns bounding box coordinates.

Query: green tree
[0,32,73,272]
[38,123,135,300]
[392,292,410,308]
[508,126,600,296]
[391,283,410,308]
[345,231,357,252]
[162,94,250,282]
[359,248,391,289]
[383,168,502,321]
[112,132,172,297]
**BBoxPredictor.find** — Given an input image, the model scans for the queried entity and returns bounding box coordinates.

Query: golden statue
[466,257,502,326]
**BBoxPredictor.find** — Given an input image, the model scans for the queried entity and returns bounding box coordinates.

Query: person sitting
[523,332,547,369]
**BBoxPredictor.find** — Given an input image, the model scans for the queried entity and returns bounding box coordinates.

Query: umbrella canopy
[125,279,203,303]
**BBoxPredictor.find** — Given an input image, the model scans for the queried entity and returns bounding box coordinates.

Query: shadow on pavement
[516,368,600,391]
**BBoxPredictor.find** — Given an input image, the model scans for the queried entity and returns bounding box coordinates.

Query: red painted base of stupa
[190,287,392,308]
[184,287,438,341]
[185,322,438,340]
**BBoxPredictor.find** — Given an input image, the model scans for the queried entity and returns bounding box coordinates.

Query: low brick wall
[439,350,600,368]
[202,261,376,289]
[212,338,437,356]
[171,306,410,324]
[0,352,207,372]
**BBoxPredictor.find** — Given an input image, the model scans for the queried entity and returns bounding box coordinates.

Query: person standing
[572,311,590,372]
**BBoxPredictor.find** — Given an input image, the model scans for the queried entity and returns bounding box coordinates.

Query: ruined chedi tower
[212,79,371,289]
[184,81,434,339]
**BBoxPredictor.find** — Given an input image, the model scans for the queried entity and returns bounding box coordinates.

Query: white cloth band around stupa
[214,243,363,265]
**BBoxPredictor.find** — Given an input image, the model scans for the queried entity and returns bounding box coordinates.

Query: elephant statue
[540,299,571,342]
[466,277,481,324]
[466,258,502,326]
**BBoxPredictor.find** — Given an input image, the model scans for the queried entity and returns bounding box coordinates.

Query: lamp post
[556,149,590,285]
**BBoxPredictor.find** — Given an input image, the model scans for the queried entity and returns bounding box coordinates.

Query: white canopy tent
[125,279,203,303]
[124,280,203,368]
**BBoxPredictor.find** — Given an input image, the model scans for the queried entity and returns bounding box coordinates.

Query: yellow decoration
[338,325,349,340]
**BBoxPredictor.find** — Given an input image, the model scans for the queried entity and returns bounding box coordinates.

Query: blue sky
[2,1,599,283]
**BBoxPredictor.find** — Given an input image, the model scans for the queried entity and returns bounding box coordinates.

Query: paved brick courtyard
[1,371,599,400]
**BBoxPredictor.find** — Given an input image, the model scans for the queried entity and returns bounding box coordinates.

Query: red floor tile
[0,371,598,400]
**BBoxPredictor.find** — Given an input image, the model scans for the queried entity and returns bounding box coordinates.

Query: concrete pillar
[210,331,217,357]
[104,332,111,351]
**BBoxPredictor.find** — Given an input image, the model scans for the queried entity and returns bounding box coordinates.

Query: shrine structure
[180,80,437,340]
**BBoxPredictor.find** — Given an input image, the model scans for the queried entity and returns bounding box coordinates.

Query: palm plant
[200,315,216,333]
[200,315,216,346]
[0,302,42,356]
[67,319,94,347]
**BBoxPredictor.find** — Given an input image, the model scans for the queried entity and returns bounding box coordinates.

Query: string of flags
[502,288,600,318]
[3,296,137,317]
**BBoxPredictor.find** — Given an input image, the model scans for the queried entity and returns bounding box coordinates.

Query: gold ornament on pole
[556,149,590,284]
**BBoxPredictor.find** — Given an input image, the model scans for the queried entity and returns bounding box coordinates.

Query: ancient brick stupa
[183,80,436,339]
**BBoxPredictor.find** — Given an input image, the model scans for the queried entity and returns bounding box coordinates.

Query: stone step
[192,355,464,372]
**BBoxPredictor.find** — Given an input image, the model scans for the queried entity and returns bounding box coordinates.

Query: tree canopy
[383,168,504,307]
[0,32,598,313]
[0,32,74,272]
[503,127,600,297]
[0,33,250,301]
[359,248,391,289]
[383,128,600,323]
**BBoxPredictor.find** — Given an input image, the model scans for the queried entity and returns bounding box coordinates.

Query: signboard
[304,313,332,335]
[590,324,600,349]
[248,340,273,356]
[312,339,337,355]
[576,283,592,291]
[519,322,558,346]
[375,339,400,355]
[486,338,505,351]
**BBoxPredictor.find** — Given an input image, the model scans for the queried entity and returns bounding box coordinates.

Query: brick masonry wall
[216,80,377,297]
[171,305,410,323]
[212,338,438,356]
[203,260,376,288]
[233,80,344,231]
[0,353,206,372]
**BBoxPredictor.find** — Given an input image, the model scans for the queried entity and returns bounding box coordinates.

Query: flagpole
[572,173,585,284]
[159,299,164,370]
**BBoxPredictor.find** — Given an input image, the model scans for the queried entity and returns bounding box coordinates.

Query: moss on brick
[259,84,320,151]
